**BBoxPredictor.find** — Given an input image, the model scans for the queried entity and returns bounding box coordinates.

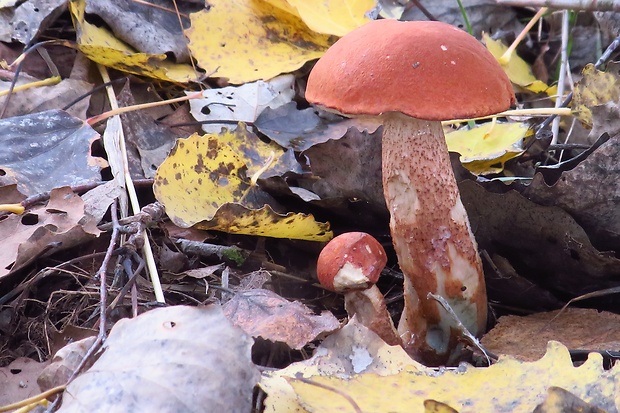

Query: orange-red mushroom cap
[317,232,387,293]
[306,19,515,121]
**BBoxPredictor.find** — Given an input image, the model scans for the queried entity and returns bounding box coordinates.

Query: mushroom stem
[381,112,487,362]
[344,285,401,347]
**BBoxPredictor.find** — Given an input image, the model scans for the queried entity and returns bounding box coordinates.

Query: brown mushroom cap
[317,232,387,292]
[306,19,515,121]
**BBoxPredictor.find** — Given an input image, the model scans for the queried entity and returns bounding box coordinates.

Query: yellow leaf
[445,122,530,175]
[288,342,620,412]
[69,0,197,83]
[198,203,332,241]
[186,0,334,84]
[572,63,620,128]
[216,125,302,179]
[153,133,251,227]
[153,133,331,241]
[483,34,553,96]
[264,0,377,37]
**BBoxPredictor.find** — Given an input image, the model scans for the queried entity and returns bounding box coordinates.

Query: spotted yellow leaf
[572,63,620,127]
[483,34,555,97]
[186,0,334,84]
[69,0,197,83]
[153,133,331,241]
[198,203,332,241]
[445,122,530,175]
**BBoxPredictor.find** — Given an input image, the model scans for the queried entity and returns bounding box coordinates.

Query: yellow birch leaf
[186,0,334,84]
[572,63,620,127]
[197,203,332,241]
[264,0,377,37]
[445,122,530,175]
[69,0,197,83]
[483,34,554,96]
[288,342,619,413]
[153,133,331,241]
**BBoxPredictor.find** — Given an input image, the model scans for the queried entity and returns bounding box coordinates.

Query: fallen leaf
[58,305,259,413]
[84,0,201,63]
[288,342,619,413]
[483,33,556,96]
[445,122,529,175]
[0,110,107,196]
[482,308,620,361]
[572,63,620,128]
[196,203,332,242]
[534,387,608,413]
[0,357,48,406]
[153,132,331,241]
[461,180,620,301]
[524,132,620,250]
[38,336,97,392]
[223,288,339,349]
[69,0,197,83]
[0,186,101,279]
[260,318,425,412]
[186,0,334,83]
[189,75,295,134]
[265,0,376,36]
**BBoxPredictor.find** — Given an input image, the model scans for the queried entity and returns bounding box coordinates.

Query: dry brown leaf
[482,308,620,361]
[223,288,339,350]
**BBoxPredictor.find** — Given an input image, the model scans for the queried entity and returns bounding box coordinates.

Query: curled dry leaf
[223,288,339,350]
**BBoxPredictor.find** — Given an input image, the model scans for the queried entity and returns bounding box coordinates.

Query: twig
[495,0,620,11]
[427,293,497,365]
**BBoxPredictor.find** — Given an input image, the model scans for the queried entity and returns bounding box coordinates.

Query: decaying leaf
[69,0,197,83]
[189,75,295,134]
[153,132,331,241]
[484,34,556,96]
[196,203,332,242]
[572,63,620,128]
[186,0,334,83]
[482,308,620,362]
[286,342,620,413]
[461,180,620,301]
[0,186,101,279]
[223,288,339,349]
[445,122,529,175]
[0,357,48,406]
[58,305,259,413]
[524,132,620,250]
[260,318,425,412]
[0,110,107,196]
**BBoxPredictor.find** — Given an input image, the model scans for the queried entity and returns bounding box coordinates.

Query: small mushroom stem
[344,285,401,346]
[381,112,487,363]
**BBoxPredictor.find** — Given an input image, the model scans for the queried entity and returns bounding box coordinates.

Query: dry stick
[0,40,60,118]
[96,65,170,303]
[495,0,620,11]
[41,201,122,412]
[499,7,548,65]
[551,10,571,148]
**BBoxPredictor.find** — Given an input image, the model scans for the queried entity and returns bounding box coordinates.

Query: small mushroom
[307,20,515,364]
[317,232,401,346]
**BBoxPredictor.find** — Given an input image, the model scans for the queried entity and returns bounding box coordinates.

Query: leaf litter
[1,1,620,412]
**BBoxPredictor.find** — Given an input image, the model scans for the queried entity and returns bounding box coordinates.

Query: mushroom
[306,19,515,364]
[317,232,401,346]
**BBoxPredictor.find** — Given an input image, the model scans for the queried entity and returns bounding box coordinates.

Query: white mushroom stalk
[382,113,486,361]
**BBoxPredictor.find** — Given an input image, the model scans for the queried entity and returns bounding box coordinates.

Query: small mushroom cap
[317,232,387,292]
[306,19,515,121]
